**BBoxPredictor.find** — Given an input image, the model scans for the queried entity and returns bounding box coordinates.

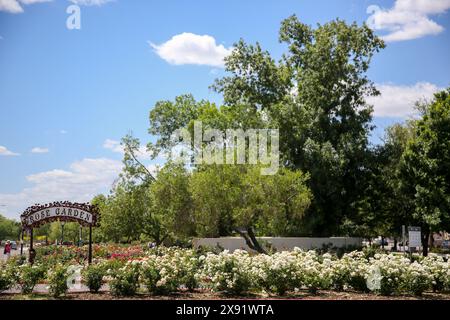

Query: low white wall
[193,237,363,252]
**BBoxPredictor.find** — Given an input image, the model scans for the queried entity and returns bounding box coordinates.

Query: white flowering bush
[108,260,141,296]
[329,251,370,292]
[367,254,408,295]
[17,263,46,294]
[3,247,448,298]
[140,248,199,294]
[421,255,450,293]
[293,249,332,293]
[0,262,18,293]
[366,253,433,296]
[402,261,433,296]
[253,251,300,295]
[137,249,448,297]
[197,250,255,295]
[47,263,73,298]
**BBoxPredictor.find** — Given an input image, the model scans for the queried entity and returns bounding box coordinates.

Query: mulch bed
[1,290,450,300]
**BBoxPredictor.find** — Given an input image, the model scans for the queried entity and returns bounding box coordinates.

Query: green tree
[47,221,82,244]
[190,165,311,252]
[149,162,195,242]
[349,122,416,243]
[0,214,20,241]
[190,165,241,237]
[147,16,385,236]
[399,89,450,255]
[121,134,156,184]
[219,16,384,236]
[96,184,146,243]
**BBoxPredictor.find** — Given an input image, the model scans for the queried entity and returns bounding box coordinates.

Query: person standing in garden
[3,240,11,260]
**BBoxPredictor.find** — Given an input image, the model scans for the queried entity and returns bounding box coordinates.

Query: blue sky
[0,0,449,219]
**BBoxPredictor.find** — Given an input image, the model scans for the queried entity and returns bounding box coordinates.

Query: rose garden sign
[21,201,100,264]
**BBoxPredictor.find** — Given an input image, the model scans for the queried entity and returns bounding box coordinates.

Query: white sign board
[22,206,93,226]
[408,227,421,248]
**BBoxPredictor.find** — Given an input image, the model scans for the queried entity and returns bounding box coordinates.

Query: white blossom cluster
[2,248,450,297]
[196,249,450,296]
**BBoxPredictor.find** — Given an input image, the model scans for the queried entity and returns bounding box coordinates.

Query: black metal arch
[20,201,100,264]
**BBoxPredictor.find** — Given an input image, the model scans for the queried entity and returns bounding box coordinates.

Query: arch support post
[88,225,92,265]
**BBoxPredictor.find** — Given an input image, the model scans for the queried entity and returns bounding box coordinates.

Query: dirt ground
[1,289,450,300]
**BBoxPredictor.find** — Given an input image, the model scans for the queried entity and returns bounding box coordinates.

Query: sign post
[88,225,93,264]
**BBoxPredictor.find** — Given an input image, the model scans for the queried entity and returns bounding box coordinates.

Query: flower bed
[33,244,146,265]
[1,247,450,298]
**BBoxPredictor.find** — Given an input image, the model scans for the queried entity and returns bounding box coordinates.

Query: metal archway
[20,201,100,264]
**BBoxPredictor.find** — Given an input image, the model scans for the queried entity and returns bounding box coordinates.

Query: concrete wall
[193,237,363,252]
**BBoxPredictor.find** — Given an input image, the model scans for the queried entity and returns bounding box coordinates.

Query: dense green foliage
[0,214,20,241]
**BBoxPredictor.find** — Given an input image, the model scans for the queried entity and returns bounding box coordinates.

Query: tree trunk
[429,233,434,249]
[155,234,167,246]
[422,227,430,257]
[236,227,266,254]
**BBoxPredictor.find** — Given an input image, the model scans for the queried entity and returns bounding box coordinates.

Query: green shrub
[0,263,17,293]
[363,245,384,259]
[198,250,255,295]
[422,255,450,292]
[402,262,433,296]
[48,264,71,298]
[253,252,299,295]
[18,264,46,294]
[109,262,141,296]
[82,264,105,293]
[140,262,180,295]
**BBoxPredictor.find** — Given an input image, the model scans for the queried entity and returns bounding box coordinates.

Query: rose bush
[47,264,73,298]
[253,251,300,295]
[82,263,106,293]
[330,251,370,292]
[197,250,255,295]
[0,262,18,293]
[18,263,46,294]
[422,255,450,292]
[108,261,141,296]
[2,246,449,298]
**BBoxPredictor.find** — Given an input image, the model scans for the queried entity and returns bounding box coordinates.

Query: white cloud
[0,0,23,13]
[69,0,113,6]
[367,0,450,41]
[0,0,51,14]
[150,32,232,67]
[0,0,111,13]
[367,82,441,118]
[0,146,19,156]
[0,158,122,219]
[103,139,124,153]
[31,147,49,154]
[103,139,153,160]
[19,0,51,4]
